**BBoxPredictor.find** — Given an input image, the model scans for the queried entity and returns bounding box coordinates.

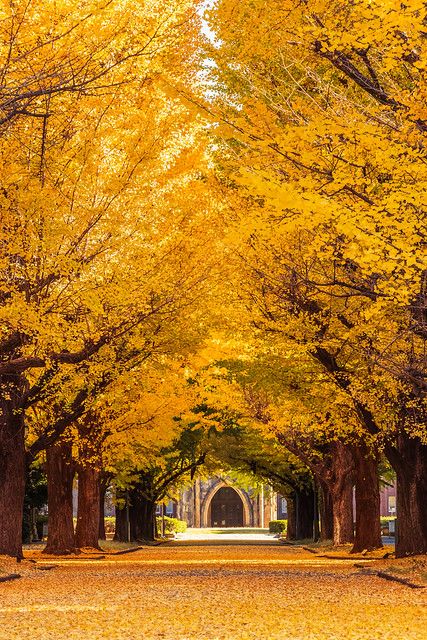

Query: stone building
[380,483,396,516]
[174,477,282,528]
[166,476,396,529]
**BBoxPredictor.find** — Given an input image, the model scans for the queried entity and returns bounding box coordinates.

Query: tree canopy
[0,0,426,559]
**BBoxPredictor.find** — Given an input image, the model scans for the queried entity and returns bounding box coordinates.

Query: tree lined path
[1,12,427,640]
[1,0,427,565]
[173,527,279,545]
[1,542,425,640]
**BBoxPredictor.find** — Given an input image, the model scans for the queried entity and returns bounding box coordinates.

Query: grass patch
[198,528,270,535]
[99,540,139,552]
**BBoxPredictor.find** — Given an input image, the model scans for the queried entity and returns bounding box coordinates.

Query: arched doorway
[210,486,244,527]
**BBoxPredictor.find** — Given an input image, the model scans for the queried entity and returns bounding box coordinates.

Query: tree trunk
[140,496,156,541]
[129,487,143,541]
[352,446,382,553]
[326,443,355,545]
[43,440,75,555]
[75,464,101,550]
[393,434,427,557]
[297,488,315,539]
[129,489,156,541]
[98,475,109,541]
[0,374,26,557]
[113,487,154,542]
[286,488,314,540]
[313,483,320,542]
[286,495,296,540]
[318,482,334,541]
[330,482,354,545]
[114,504,128,541]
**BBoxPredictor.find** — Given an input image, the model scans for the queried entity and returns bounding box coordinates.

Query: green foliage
[22,465,48,543]
[100,515,188,537]
[205,419,312,495]
[269,520,287,534]
[104,517,116,534]
[156,516,187,534]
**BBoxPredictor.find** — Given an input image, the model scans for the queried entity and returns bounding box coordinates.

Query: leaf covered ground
[1,543,426,639]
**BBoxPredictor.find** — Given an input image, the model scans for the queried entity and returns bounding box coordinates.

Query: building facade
[380,483,396,516]
[172,476,396,528]
[174,477,280,528]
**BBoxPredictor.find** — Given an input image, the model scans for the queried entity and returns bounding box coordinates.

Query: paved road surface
[174,527,279,544]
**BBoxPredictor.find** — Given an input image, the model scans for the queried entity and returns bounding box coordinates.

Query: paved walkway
[174,527,278,544]
[175,528,395,548]
[0,539,424,639]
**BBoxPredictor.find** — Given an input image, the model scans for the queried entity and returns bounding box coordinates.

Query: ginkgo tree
[197,349,382,550]
[0,0,225,557]
[107,363,213,543]
[3,0,426,561]
[204,419,319,541]
[202,0,427,556]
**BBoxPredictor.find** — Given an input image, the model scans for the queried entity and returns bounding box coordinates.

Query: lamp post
[260,484,265,529]
[125,490,130,543]
[295,491,300,540]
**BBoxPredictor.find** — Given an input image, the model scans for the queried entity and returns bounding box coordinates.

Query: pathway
[0,538,425,639]
[173,527,279,544]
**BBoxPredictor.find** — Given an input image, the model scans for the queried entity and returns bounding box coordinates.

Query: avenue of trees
[1,0,426,559]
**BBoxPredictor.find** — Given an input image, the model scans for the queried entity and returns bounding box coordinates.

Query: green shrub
[156,516,187,535]
[104,516,116,534]
[269,520,287,534]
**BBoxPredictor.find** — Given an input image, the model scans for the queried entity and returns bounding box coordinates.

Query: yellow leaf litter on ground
[1,543,426,639]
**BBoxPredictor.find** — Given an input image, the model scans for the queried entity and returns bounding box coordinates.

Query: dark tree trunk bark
[329,481,354,545]
[285,441,355,545]
[318,482,334,541]
[297,488,315,539]
[129,487,143,541]
[0,374,26,558]
[313,483,320,542]
[74,416,105,549]
[352,446,382,553]
[113,487,154,542]
[327,443,355,545]
[114,504,128,542]
[393,434,427,557]
[129,489,156,541]
[98,475,109,541]
[286,488,314,540]
[43,440,75,555]
[286,495,296,540]
[75,464,101,550]
[140,497,156,541]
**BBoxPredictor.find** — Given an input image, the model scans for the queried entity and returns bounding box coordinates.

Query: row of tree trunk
[0,429,425,556]
[285,443,382,553]
[7,443,390,555]
[114,488,157,542]
[41,443,159,554]
[43,441,108,554]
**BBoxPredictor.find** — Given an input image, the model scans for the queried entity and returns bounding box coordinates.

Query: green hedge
[100,516,187,535]
[156,516,187,535]
[269,520,287,534]
[104,516,115,534]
